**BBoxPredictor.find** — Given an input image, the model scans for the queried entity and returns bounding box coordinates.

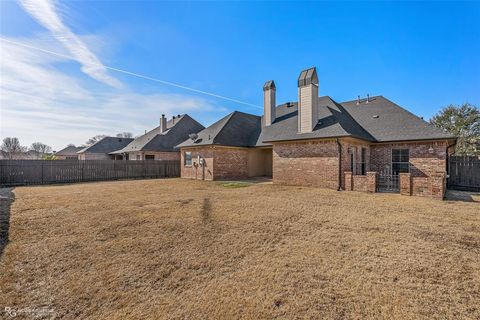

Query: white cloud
[18,0,122,88]
[0,36,224,151]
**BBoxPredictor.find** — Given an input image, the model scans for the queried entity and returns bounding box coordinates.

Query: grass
[0,178,479,319]
[217,181,252,188]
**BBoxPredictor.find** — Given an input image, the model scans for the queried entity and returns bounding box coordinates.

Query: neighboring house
[177,67,456,199]
[55,146,84,160]
[77,137,134,160]
[110,114,204,160]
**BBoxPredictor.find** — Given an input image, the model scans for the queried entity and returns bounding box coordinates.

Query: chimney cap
[298,67,318,87]
[263,80,276,91]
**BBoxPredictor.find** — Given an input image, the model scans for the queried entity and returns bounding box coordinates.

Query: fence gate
[448,156,480,191]
[376,167,400,193]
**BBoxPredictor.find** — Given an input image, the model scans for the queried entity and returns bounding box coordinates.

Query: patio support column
[345,171,353,191]
[366,172,377,193]
[400,173,412,196]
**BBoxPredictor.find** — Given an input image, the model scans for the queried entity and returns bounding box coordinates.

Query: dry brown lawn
[0,179,479,319]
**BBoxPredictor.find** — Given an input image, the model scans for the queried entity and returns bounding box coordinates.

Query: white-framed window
[392,149,409,175]
[184,151,192,166]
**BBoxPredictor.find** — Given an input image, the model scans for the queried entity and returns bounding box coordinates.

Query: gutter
[336,138,342,191]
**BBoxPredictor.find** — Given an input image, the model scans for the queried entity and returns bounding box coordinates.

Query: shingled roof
[55,145,84,156]
[78,137,134,154]
[112,114,204,153]
[176,111,261,148]
[176,95,455,149]
[340,96,453,142]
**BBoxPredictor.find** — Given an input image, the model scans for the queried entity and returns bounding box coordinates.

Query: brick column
[366,172,376,193]
[430,172,446,199]
[400,173,412,196]
[345,171,353,191]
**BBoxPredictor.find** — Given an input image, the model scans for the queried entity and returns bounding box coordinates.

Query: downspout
[336,138,342,191]
[446,140,457,177]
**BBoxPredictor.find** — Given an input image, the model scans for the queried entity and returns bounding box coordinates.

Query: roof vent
[366,94,370,103]
[356,95,360,105]
[189,133,198,141]
[372,115,379,119]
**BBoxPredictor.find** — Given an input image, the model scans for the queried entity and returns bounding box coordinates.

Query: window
[360,148,367,175]
[145,155,155,160]
[349,152,354,172]
[184,152,192,166]
[136,154,141,160]
[392,149,409,175]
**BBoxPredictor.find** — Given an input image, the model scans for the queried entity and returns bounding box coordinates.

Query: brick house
[110,114,204,160]
[177,67,456,199]
[54,145,85,160]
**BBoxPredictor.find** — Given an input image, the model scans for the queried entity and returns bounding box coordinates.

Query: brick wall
[78,153,112,160]
[213,148,249,180]
[411,172,446,199]
[180,147,215,180]
[345,171,376,192]
[370,141,447,176]
[147,151,180,161]
[180,146,250,181]
[340,140,371,190]
[273,140,339,189]
[371,141,448,198]
[127,151,180,160]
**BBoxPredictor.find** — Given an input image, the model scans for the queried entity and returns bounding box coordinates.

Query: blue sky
[1,1,479,150]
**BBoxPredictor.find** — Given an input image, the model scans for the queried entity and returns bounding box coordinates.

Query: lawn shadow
[0,188,14,258]
[201,197,212,222]
[445,190,480,203]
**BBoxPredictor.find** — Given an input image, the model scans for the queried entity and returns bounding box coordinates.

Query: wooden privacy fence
[448,156,480,192]
[0,160,180,187]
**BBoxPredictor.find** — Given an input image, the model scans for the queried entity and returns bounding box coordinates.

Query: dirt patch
[0,179,479,319]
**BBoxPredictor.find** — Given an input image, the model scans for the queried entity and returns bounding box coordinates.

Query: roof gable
[340,96,454,142]
[55,145,84,156]
[78,137,133,154]
[114,114,204,153]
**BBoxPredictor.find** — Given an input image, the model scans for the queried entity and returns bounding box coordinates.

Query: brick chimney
[160,114,167,133]
[263,80,276,126]
[297,67,318,133]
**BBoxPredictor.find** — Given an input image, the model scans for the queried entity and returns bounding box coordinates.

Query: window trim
[184,151,192,167]
[391,148,410,175]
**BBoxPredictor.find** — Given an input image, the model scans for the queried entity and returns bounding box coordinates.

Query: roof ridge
[212,111,237,144]
[330,99,377,142]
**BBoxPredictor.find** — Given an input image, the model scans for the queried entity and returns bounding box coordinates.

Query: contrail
[0,37,262,109]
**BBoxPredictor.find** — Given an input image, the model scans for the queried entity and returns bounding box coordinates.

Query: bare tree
[1,137,27,159]
[30,142,52,154]
[116,132,133,138]
[85,135,107,146]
